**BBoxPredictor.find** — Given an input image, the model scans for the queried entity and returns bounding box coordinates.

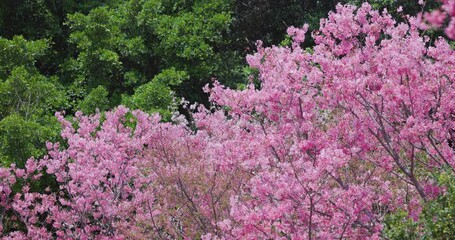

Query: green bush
[383,170,455,239]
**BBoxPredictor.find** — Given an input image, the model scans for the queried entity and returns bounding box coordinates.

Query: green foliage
[152,67,189,86]
[65,6,142,91]
[0,0,121,40]
[0,0,123,76]
[383,170,455,239]
[0,38,67,119]
[0,37,66,167]
[61,0,238,109]
[0,67,66,118]
[420,171,455,239]
[121,63,189,120]
[146,0,236,102]
[77,85,109,114]
[0,114,58,167]
[279,35,293,47]
[0,0,59,40]
[146,0,232,63]
[0,36,48,79]
[382,209,420,239]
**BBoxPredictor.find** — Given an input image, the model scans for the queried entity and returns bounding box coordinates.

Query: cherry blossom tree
[202,3,453,238]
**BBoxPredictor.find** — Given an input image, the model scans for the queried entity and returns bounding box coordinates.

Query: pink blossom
[287,24,309,44]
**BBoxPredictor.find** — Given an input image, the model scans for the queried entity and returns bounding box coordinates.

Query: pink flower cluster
[422,0,455,39]
[0,2,453,239]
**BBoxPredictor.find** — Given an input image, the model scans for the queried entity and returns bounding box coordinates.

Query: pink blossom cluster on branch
[0,2,454,239]
[421,0,455,39]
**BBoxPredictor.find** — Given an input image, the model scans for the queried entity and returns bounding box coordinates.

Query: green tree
[0,37,66,166]
[63,0,236,109]
[77,85,109,114]
[122,68,188,119]
[0,115,58,167]
[0,36,48,79]
[0,0,122,73]
[0,0,59,40]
